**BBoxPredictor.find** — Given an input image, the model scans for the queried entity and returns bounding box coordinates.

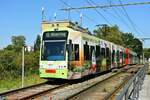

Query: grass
[147,64,150,75]
[0,74,46,93]
[147,69,150,75]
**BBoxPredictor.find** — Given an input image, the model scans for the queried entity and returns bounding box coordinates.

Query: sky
[0,0,150,48]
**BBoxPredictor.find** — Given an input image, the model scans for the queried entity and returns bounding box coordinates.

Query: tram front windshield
[42,41,65,61]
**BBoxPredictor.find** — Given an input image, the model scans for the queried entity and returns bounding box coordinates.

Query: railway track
[104,65,144,100]
[67,65,142,100]
[0,73,119,100]
[0,82,68,100]
[0,65,142,100]
[67,72,130,100]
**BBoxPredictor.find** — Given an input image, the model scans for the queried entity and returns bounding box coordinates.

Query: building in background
[25,46,34,52]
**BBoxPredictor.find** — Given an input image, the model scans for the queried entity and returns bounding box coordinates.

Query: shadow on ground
[45,70,110,85]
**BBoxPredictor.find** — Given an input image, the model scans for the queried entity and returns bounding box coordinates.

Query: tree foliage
[94,24,143,58]
[122,33,143,58]
[0,35,39,80]
[12,35,26,52]
[34,35,41,51]
[0,50,18,79]
[94,25,124,45]
[143,48,150,59]
[4,35,26,52]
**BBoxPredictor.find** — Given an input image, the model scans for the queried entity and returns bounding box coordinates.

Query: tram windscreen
[41,31,68,61]
[41,41,65,61]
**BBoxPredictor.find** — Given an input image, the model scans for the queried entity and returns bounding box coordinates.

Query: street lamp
[140,39,145,64]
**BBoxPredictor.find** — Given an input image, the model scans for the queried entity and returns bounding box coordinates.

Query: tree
[144,48,150,60]
[122,33,134,48]
[94,25,143,58]
[0,35,42,80]
[4,44,13,51]
[122,33,143,58]
[34,35,41,51]
[0,50,19,79]
[94,25,124,45]
[133,38,143,58]
[11,35,26,52]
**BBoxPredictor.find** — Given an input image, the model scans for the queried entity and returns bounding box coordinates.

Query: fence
[116,63,148,100]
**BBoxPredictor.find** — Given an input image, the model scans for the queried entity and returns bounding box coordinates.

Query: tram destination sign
[43,31,68,40]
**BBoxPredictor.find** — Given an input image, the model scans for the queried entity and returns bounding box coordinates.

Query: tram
[39,20,137,79]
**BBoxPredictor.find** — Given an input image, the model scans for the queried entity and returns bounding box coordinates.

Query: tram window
[41,41,65,61]
[101,48,105,57]
[74,44,79,61]
[116,50,120,62]
[96,45,100,58]
[117,50,119,57]
[123,52,125,58]
[120,52,123,58]
[106,47,110,57]
[67,40,73,61]
[112,50,115,56]
[112,50,115,62]
[90,46,95,60]
[72,44,75,60]
[84,44,89,60]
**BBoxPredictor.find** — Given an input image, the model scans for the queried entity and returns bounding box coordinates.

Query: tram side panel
[67,31,84,79]
[69,34,113,79]
[67,31,101,79]
[81,36,98,76]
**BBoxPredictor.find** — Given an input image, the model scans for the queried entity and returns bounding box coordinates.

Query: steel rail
[66,72,121,100]
[19,83,69,100]
[116,64,146,100]
[66,65,141,100]
[0,82,69,100]
[103,64,143,100]
[103,74,133,100]
[0,82,46,96]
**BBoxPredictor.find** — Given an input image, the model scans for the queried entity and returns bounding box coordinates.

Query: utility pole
[139,38,150,64]
[141,39,145,64]
[22,46,25,88]
[68,9,71,20]
[54,12,57,20]
[41,7,45,21]
[80,13,83,26]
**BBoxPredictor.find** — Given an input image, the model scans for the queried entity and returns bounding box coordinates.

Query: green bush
[0,50,40,80]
